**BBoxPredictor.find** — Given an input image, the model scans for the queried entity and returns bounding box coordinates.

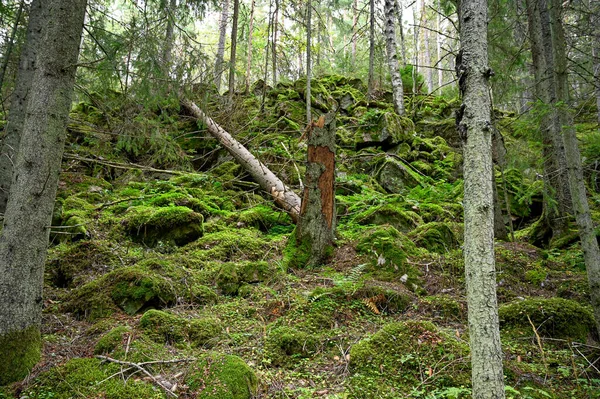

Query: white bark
[421,0,433,93]
[181,100,301,221]
[245,0,255,93]
[457,0,505,397]
[228,0,240,100]
[214,0,230,92]
[384,0,405,115]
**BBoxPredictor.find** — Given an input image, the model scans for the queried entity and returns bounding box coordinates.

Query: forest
[0,0,599,398]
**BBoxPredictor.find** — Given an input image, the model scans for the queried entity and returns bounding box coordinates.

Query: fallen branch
[63,153,186,176]
[181,99,301,222]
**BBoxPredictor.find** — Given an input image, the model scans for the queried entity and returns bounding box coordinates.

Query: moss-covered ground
[1,75,599,398]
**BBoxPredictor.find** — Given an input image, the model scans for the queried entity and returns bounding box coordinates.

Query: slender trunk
[306,0,312,123]
[0,0,87,384]
[182,100,301,220]
[228,0,240,101]
[413,3,418,94]
[245,0,255,94]
[456,0,505,396]
[593,4,600,124]
[421,0,433,93]
[384,0,405,115]
[394,0,407,66]
[295,113,336,268]
[352,0,358,66]
[214,0,230,91]
[272,0,279,86]
[260,0,273,112]
[0,0,44,215]
[0,0,25,95]
[436,0,443,88]
[367,0,376,99]
[161,0,176,77]
[549,0,600,334]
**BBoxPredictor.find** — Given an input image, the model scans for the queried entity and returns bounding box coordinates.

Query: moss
[347,321,470,397]
[355,110,415,150]
[186,352,258,399]
[356,203,422,232]
[409,222,460,253]
[421,295,465,320]
[499,297,595,341]
[282,228,311,269]
[216,261,272,296]
[189,283,219,305]
[233,204,292,232]
[94,326,132,355]
[0,326,41,385]
[187,228,270,262]
[140,309,221,346]
[123,205,203,246]
[23,358,164,398]
[63,266,176,320]
[376,158,421,193]
[265,326,318,366]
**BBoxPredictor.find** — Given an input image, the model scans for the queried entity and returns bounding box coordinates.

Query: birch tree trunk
[0,0,44,215]
[367,0,376,99]
[306,0,312,123]
[245,0,255,94]
[394,0,407,66]
[214,0,230,92]
[436,0,443,88]
[182,100,301,220]
[0,0,25,95]
[0,0,87,384]
[456,0,505,397]
[352,0,358,67]
[272,0,279,86]
[548,0,600,335]
[228,0,240,101]
[421,0,433,93]
[384,0,405,115]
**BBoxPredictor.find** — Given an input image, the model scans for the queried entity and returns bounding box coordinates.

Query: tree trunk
[548,0,600,335]
[394,0,407,66]
[412,3,419,94]
[228,0,240,101]
[421,0,433,93]
[161,0,177,77]
[272,0,279,86]
[384,0,405,115]
[367,0,376,99]
[0,0,87,385]
[592,3,600,124]
[214,0,230,92]
[436,0,443,88]
[294,113,336,268]
[0,0,44,215]
[306,0,312,124]
[352,0,358,67]
[245,0,255,94]
[456,0,505,397]
[181,100,301,221]
[0,0,25,96]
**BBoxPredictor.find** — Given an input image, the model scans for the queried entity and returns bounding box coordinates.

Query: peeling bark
[384,0,406,115]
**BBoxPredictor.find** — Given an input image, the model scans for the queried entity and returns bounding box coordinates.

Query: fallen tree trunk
[181,99,302,222]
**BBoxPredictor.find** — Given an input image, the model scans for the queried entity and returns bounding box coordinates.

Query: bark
[0,0,25,94]
[245,0,255,94]
[421,0,434,93]
[592,3,600,124]
[548,0,600,335]
[272,0,279,86]
[161,0,177,77]
[352,0,358,66]
[436,0,443,88]
[412,3,419,94]
[0,0,44,215]
[0,0,87,384]
[384,0,405,115]
[367,0,376,99]
[181,100,301,221]
[456,0,505,397]
[296,113,336,268]
[228,0,240,101]
[214,0,230,92]
[394,0,407,66]
[306,0,312,124]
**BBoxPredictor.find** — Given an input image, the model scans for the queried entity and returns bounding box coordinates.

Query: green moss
[140,309,221,346]
[23,358,164,398]
[265,326,318,366]
[356,203,422,232]
[282,228,311,269]
[499,298,595,341]
[421,295,465,320]
[94,326,131,355]
[124,205,203,246]
[0,326,41,385]
[233,204,292,232]
[189,283,219,305]
[216,261,273,296]
[347,321,470,397]
[186,352,258,399]
[187,228,270,262]
[355,110,415,149]
[408,222,460,254]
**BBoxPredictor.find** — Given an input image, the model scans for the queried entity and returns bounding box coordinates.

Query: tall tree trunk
[412,2,419,94]
[245,0,255,94]
[294,113,336,268]
[214,0,230,92]
[0,0,25,96]
[421,0,433,93]
[182,100,301,220]
[161,0,177,77]
[352,0,358,67]
[456,0,505,397]
[436,0,443,88]
[306,0,312,123]
[593,3,600,124]
[394,0,407,66]
[367,0,376,99]
[272,0,279,86]
[228,0,240,101]
[0,0,86,384]
[548,0,600,335]
[0,0,44,215]
[384,0,405,115]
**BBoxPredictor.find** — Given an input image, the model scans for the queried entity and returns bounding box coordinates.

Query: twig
[527,315,548,375]
[280,142,304,190]
[63,153,187,175]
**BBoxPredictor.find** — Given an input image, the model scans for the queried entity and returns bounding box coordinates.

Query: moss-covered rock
[123,205,203,246]
[189,283,219,305]
[499,297,595,341]
[215,261,274,296]
[347,321,470,397]
[0,326,41,386]
[265,326,319,366]
[186,352,258,399]
[356,203,422,232]
[421,295,465,321]
[140,309,221,346]
[94,326,132,355]
[376,158,421,193]
[408,222,460,254]
[355,110,415,149]
[187,228,271,262]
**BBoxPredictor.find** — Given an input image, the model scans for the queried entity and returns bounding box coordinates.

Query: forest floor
[1,75,600,399]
